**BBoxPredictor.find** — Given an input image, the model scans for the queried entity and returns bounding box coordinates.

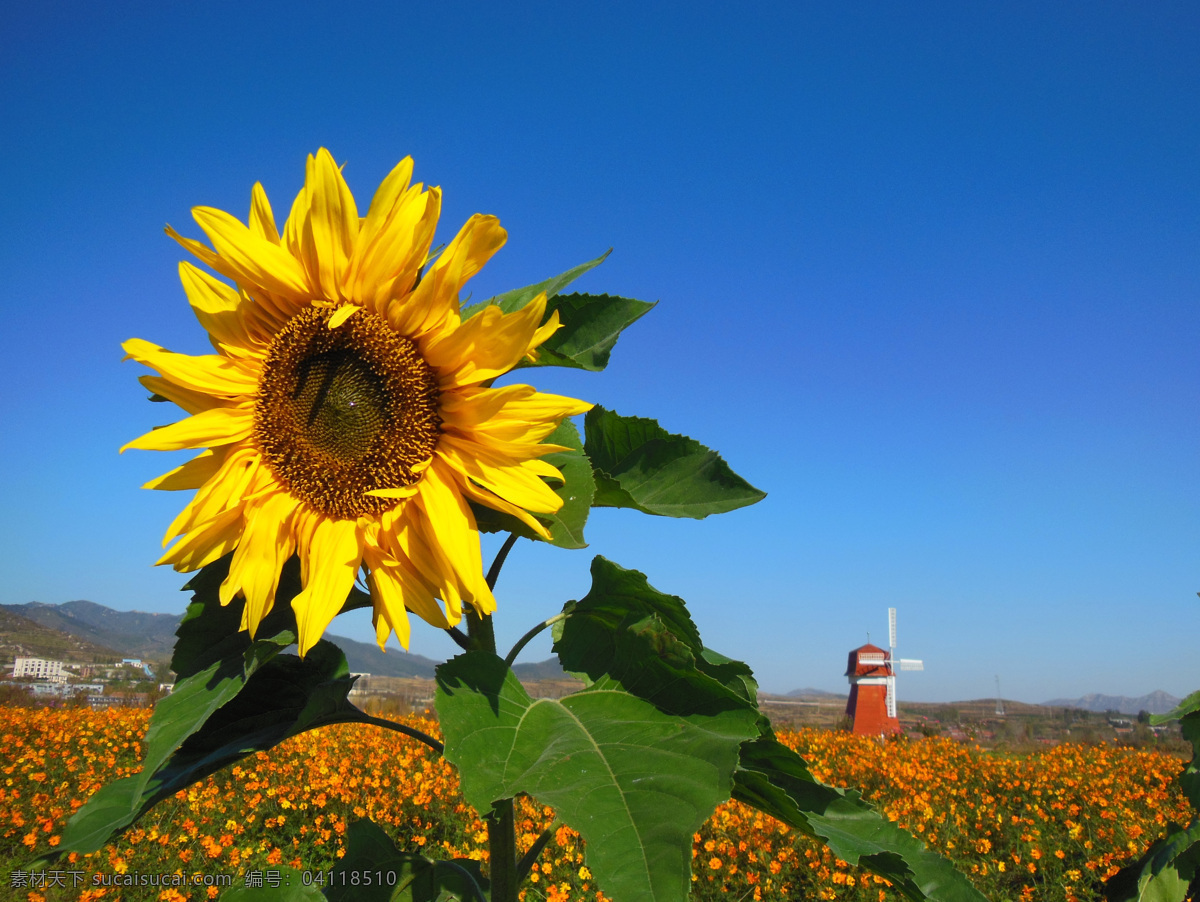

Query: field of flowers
[0,705,1188,902]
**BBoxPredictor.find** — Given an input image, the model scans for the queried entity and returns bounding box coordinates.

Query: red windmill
[845,608,924,736]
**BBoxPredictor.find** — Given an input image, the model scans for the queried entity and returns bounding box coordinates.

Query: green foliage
[53,556,371,858]
[88,250,990,902]
[462,250,611,319]
[518,293,656,372]
[1106,693,1200,902]
[584,406,766,518]
[435,651,760,902]
[551,557,986,902]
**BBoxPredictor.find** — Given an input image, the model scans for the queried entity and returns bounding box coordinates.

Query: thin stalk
[445,625,471,651]
[504,612,567,668]
[357,714,444,755]
[486,532,519,591]
[515,820,560,884]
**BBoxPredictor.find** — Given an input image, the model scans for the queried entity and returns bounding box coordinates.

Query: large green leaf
[462,250,611,319]
[471,420,595,549]
[553,556,758,714]
[436,651,759,902]
[515,293,656,372]
[1104,819,1200,902]
[552,557,985,902]
[734,738,987,902]
[324,819,488,902]
[584,407,765,518]
[56,557,371,857]
[59,631,294,853]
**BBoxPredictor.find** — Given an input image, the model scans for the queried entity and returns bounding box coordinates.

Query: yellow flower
[123,149,590,654]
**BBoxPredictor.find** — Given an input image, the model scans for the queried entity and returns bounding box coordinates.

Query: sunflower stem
[356,714,444,755]
[486,532,519,591]
[445,625,471,651]
[504,613,567,668]
[486,799,519,902]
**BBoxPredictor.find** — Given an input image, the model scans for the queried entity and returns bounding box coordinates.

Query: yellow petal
[157,506,244,572]
[456,477,553,542]
[120,405,254,453]
[411,462,495,616]
[179,262,270,351]
[345,158,436,310]
[221,491,299,636]
[143,449,223,491]
[326,303,361,329]
[160,445,261,545]
[123,338,259,397]
[249,182,281,244]
[138,375,226,416]
[437,434,564,514]
[389,211,504,342]
[441,384,593,446]
[301,148,360,300]
[193,205,312,301]
[292,515,363,656]
[423,293,548,388]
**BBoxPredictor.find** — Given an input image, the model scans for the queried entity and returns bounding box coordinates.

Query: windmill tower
[846,607,924,736]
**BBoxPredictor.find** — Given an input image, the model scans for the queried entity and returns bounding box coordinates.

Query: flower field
[1,706,1188,902]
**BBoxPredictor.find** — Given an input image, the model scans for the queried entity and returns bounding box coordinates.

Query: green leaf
[553,557,758,715]
[1104,818,1200,902]
[472,420,595,549]
[59,632,293,853]
[584,406,765,518]
[551,557,984,902]
[325,819,488,902]
[220,866,326,900]
[1151,689,1200,726]
[57,559,371,857]
[462,250,611,319]
[174,555,370,678]
[733,738,987,902]
[436,652,758,902]
[515,293,656,372]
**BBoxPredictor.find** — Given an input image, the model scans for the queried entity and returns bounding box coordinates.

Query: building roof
[846,643,893,677]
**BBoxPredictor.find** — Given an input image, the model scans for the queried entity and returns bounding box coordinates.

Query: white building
[13,657,67,682]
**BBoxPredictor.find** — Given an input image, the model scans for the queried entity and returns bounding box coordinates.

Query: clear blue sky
[2,1,1197,703]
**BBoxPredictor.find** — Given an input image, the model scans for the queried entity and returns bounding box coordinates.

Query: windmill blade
[888,607,897,649]
[886,674,897,718]
[899,659,924,671]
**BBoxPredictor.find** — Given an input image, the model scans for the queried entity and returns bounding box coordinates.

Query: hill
[1,599,564,682]
[1041,691,1181,716]
[786,687,846,700]
[3,601,179,661]
[0,607,125,665]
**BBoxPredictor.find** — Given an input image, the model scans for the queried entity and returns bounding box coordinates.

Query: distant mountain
[1041,691,1181,716]
[786,687,846,699]
[1,600,564,683]
[326,632,439,678]
[3,601,179,661]
[511,657,567,681]
[0,607,126,664]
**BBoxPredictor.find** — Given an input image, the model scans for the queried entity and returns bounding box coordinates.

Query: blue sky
[1,2,1197,703]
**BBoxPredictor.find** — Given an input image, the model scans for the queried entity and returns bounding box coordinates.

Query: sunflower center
[255,306,441,519]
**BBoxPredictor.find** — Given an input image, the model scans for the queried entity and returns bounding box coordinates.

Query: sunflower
[122,149,591,655]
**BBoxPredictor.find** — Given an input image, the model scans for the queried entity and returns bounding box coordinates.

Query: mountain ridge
[0,600,565,681]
